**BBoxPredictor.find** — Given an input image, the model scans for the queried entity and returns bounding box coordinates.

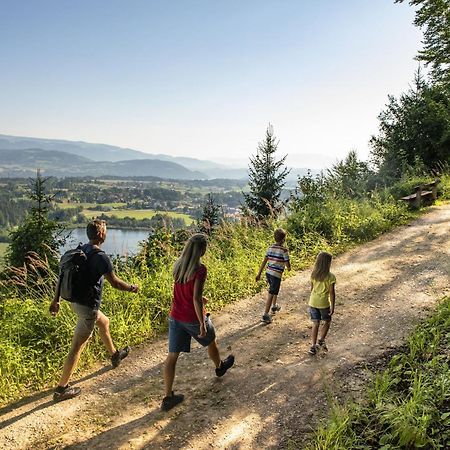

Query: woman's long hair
[311,252,332,282]
[173,233,208,283]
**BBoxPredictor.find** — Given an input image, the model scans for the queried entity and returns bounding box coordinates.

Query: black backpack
[59,245,102,304]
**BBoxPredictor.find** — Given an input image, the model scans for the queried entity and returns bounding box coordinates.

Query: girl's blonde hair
[173,233,208,283]
[311,252,332,282]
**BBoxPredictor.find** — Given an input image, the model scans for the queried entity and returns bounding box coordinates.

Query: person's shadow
[0,366,110,430]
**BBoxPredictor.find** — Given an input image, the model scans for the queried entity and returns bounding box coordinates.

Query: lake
[61,228,151,256]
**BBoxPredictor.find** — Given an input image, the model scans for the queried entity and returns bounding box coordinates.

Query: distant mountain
[0,134,149,162]
[0,149,206,179]
[0,134,316,181]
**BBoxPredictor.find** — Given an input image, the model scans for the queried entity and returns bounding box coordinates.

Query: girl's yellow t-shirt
[309,273,336,309]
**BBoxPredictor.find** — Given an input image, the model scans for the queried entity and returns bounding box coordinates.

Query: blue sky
[0,1,422,168]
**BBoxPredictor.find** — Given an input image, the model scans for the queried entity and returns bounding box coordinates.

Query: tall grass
[308,296,450,450]
[0,178,446,405]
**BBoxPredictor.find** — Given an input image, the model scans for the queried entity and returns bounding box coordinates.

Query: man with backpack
[49,219,139,402]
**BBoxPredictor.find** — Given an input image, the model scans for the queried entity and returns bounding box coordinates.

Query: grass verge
[307,296,450,450]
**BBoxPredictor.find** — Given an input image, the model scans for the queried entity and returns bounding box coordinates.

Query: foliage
[308,296,450,449]
[243,124,289,219]
[326,150,373,199]
[198,193,222,235]
[288,164,411,246]
[5,171,64,272]
[370,70,450,181]
[396,0,450,85]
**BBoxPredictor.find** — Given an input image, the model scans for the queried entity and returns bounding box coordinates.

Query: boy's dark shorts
[309,306,332,322]
[168,315,216,353]
[266,273,282,295]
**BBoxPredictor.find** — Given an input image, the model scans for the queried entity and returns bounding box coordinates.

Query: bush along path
[0,204,449,450]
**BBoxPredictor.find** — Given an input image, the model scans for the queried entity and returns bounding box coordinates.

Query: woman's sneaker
[215,355,235,377]
[271,304,281,313]
[308,345,318,355]
[53,384,81,402]
[111,346,130,368]
[161,391,184,411]
[262,314,272,324]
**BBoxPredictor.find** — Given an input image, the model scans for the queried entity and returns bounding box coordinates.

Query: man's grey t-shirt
[79,244,113,310]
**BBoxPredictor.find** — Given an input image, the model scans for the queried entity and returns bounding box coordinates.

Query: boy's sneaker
[161,391,184,411]
[308,345,318,355]
[262,314,272,324]
[271,304,281,313]
[111,346,130,368]
[318,339,328,351]
[215,355,235,377]
[53,384,81,402]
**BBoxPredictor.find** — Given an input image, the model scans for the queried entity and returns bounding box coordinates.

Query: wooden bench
[400,178,440,209]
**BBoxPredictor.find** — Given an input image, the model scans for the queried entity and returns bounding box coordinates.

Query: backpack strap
[86,247,104,258]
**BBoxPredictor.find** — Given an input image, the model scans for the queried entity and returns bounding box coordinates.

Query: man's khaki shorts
[71,303,98,339]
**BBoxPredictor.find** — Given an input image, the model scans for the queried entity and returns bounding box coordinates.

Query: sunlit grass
[81,208,194,224]
[307,296,450,450]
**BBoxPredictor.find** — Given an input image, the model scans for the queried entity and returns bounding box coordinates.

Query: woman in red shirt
[161,233,235,411]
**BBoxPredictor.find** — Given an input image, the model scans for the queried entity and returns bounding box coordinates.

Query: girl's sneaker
[308,345,318,355]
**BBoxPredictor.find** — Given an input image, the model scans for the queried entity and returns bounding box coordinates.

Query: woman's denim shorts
[168,315,216,353]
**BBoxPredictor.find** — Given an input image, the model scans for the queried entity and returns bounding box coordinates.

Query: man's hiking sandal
[111,346,130,368]
[271,304,281,313]
[53,384,81,402]
[215,354,235,377]
[318,339,328,351]
[161,391,184,411]
[262,314,272,324]
[308,345,318,355]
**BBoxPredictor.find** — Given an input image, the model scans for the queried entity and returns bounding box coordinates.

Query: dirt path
[1,204,449,450]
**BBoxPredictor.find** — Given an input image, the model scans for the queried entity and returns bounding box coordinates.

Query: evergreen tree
[370,70,450,180]
[6,170,64,270]
[396,0,450,85]
[198,193,222,235]
[327,150,372,198]
[243,124,289,219]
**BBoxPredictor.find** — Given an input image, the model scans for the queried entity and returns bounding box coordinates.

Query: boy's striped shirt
[266,244,290,279]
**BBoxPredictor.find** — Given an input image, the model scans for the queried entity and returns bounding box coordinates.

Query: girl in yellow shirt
[308,252,336,355]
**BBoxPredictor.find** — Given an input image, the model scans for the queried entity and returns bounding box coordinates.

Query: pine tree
[198,193,222,235]
[396,0,450,85]
[6,170,64,270]
[243,124,289,219]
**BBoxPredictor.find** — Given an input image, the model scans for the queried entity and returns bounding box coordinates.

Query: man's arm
[193,278,206,337]
[49,277,61,315]
[256,256,269,281]
[104,271,139,293]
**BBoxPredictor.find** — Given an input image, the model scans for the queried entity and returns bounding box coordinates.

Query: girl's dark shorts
[168,315,216,353]
[266,273,282,295]
[309,306,332,322]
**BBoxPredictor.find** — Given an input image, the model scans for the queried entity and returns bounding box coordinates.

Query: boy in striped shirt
[256,228,291,324]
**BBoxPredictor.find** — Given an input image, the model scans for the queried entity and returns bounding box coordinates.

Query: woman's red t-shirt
[170,264,207,323]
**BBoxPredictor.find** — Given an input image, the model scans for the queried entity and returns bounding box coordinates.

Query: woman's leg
[207,340,221,368]
[163,352,180,397]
